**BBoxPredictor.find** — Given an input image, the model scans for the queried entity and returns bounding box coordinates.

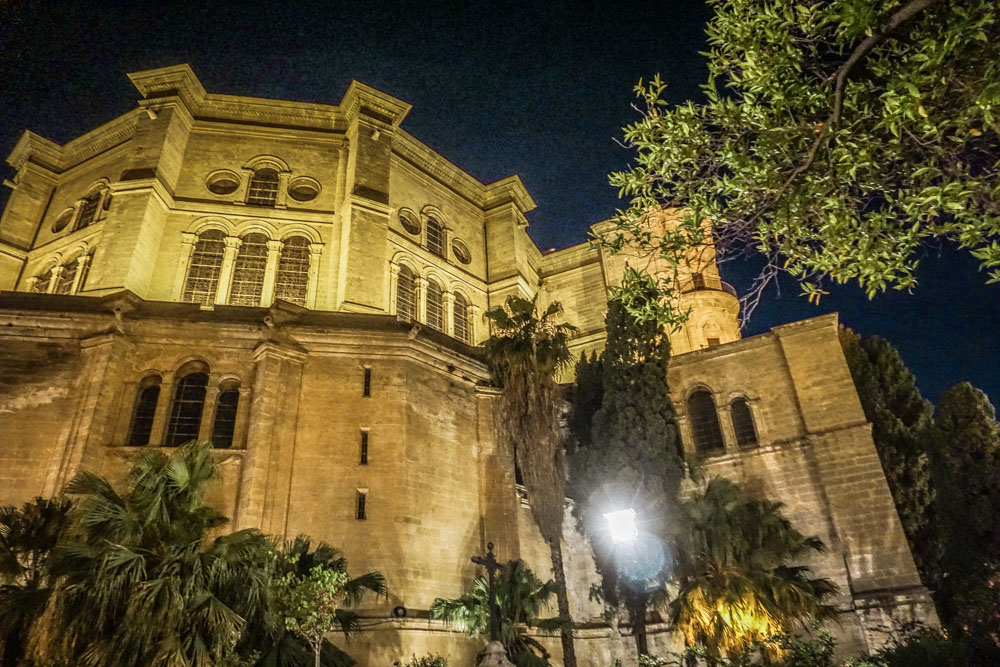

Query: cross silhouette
[471,542,505,642]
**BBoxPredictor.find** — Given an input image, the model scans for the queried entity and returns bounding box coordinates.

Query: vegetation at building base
[569,277,684,658]
[0,442,383,667]
[605,0,1000,325]
[430,559,567,667]
[482,294,579,667]
[394,655,449,667]
[839,329,1000,642]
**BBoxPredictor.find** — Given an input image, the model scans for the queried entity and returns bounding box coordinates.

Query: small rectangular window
[360,430,369,465]
[356,491,367,520]
[363,367,372,397]
[692,272,706,289]
[706,337,721,347]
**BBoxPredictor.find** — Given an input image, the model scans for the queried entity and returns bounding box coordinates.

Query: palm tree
[668,477,839,662]
[50,441,274,667]
[0,496,72,665]
[482,295,578,667]
[245,535,386,667]
[430,559,567,667]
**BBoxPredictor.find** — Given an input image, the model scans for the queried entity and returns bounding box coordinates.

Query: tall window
[127,376,161,446]
[211,382,240,449]
[246,168,279,206]
[731,398,758,448]
[426,218,444,257]
[182,230,226,305]
[396,265,416,321]
[689,389,725,453]
[426,279,444,331]
[356,491,367,520]
[31,267,53,293]
[229,233,269,306]
[274,236,310,306]
[165,370,209,446]
[453,292,471,343]
[359,430,369,465]
[54,259,78,295]
[363,367,372,397]
[75,191,101,230]
[691,272,706,289]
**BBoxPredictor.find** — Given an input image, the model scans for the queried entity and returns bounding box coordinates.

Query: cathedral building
[0,65,935,665]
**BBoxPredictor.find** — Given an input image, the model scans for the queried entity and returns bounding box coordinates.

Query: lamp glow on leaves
[604,508,638,545]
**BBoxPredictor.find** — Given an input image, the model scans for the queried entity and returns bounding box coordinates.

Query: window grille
[453,292,470,343]
[356,491,367,520]
[246,168,279,206]
[692,272,706,289]
[77,253,92,293]
[165,372,208,446]
[363,367,372,397]
[426,218,445,257]
[211,386,240,449]
[32,268,53,293]
[706,337,721,347]
[54,260,78,295]
[396,266,416,321]
[426,279,444,331]
[76,193,101,230]
[688,390,725,452]
[731,398,758,448]
[360,430,369,465]
[229,233,269,306]
[127,378,161,446]
[182,230,226,304]
[274,236,310,306]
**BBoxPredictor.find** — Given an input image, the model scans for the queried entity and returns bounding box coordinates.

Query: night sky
[1,0,997,406]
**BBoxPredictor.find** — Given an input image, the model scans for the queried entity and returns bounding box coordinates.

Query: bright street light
[604,508,638,545]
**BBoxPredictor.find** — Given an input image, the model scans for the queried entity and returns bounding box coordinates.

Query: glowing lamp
[604,508,638,544]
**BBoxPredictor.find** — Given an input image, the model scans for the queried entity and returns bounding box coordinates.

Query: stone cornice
[7,111,140,174]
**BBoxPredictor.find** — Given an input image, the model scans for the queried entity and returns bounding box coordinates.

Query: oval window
[206,170,240,196]
[288,177,320,202]
[399,210,421,235]
[51,208,75,233]
[452,239,472,265]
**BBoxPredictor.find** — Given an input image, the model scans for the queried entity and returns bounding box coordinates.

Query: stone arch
[277,224,321,244]
[242,154,290,173]
[173,356,211,376]
[420,204,448,226]
[189,216,236,236]
[234,219,279,239]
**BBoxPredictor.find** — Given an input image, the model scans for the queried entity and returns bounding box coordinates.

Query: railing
[679,275,738,298]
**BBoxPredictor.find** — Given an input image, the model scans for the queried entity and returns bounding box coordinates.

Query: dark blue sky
[1,0,996,405]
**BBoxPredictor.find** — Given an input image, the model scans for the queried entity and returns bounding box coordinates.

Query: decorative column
[70,254,91,294]
[215,236,242,305]
[469,304,482,345]
[46,265,63,294]
[198,375,222,443]
[25,276,41,293]
[443,291,456,336]
[275,171,291,208]
[232,386,253,449]
[233,169,252,205]
[415,277,428,324]
[114,380,139,444]
[173,232,198,300]
[306,243,323,309]
[148,371,175,446]
[261,239,283,306]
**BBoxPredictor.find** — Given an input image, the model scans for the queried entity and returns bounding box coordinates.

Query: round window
[288,177,320,202]
[452,239,472,265]
[52,208,75,233]
[399,210,421,235]
[206,170,240,196]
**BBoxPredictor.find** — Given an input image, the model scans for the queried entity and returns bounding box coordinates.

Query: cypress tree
[926,383,1000,636]
[838,327,934,572]
[569,351,603,451]
[570,280,683,658]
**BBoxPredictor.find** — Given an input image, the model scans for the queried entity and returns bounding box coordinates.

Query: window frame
[688,388,726,453]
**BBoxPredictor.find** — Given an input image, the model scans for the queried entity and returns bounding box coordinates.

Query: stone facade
[0,65,935,665]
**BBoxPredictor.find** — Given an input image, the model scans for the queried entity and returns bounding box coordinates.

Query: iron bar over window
[426,279,444,331]
[731,398,758,448]
[688,389,725,453]
[246,168,279,206]
[229,233,268,306]
[453,292,470,343]
[165,372,208,446]
[274,236,310,306]
[127,377,161,446]
[211,384,240,449]
[426,218,444,257]
[396,266,416,321]
[182,230,226,305]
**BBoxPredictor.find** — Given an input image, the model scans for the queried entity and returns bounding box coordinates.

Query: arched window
[211,381,240,449]
[426,218,445,257]
[53,259,78,295]
[396,265,416,321]
[246,168,279,207]
[165,369,209,446]
[688,389,725,453]
[229,233,269,306]
[75,190,102,230]
[731,398,758,448]
[127,376,161,446]
[31,267,53,293]
[182,230,226,305]
[274,236,310,306]
[426,279,444,331]
[453,292,471,343]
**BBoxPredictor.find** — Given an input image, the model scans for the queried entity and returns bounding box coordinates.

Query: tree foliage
[669,478,838,661]
[837,328,934,572]
[608,0,1000,322]
[570,280,683,657]
[482,295,578,666]
[430,559,566,667]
